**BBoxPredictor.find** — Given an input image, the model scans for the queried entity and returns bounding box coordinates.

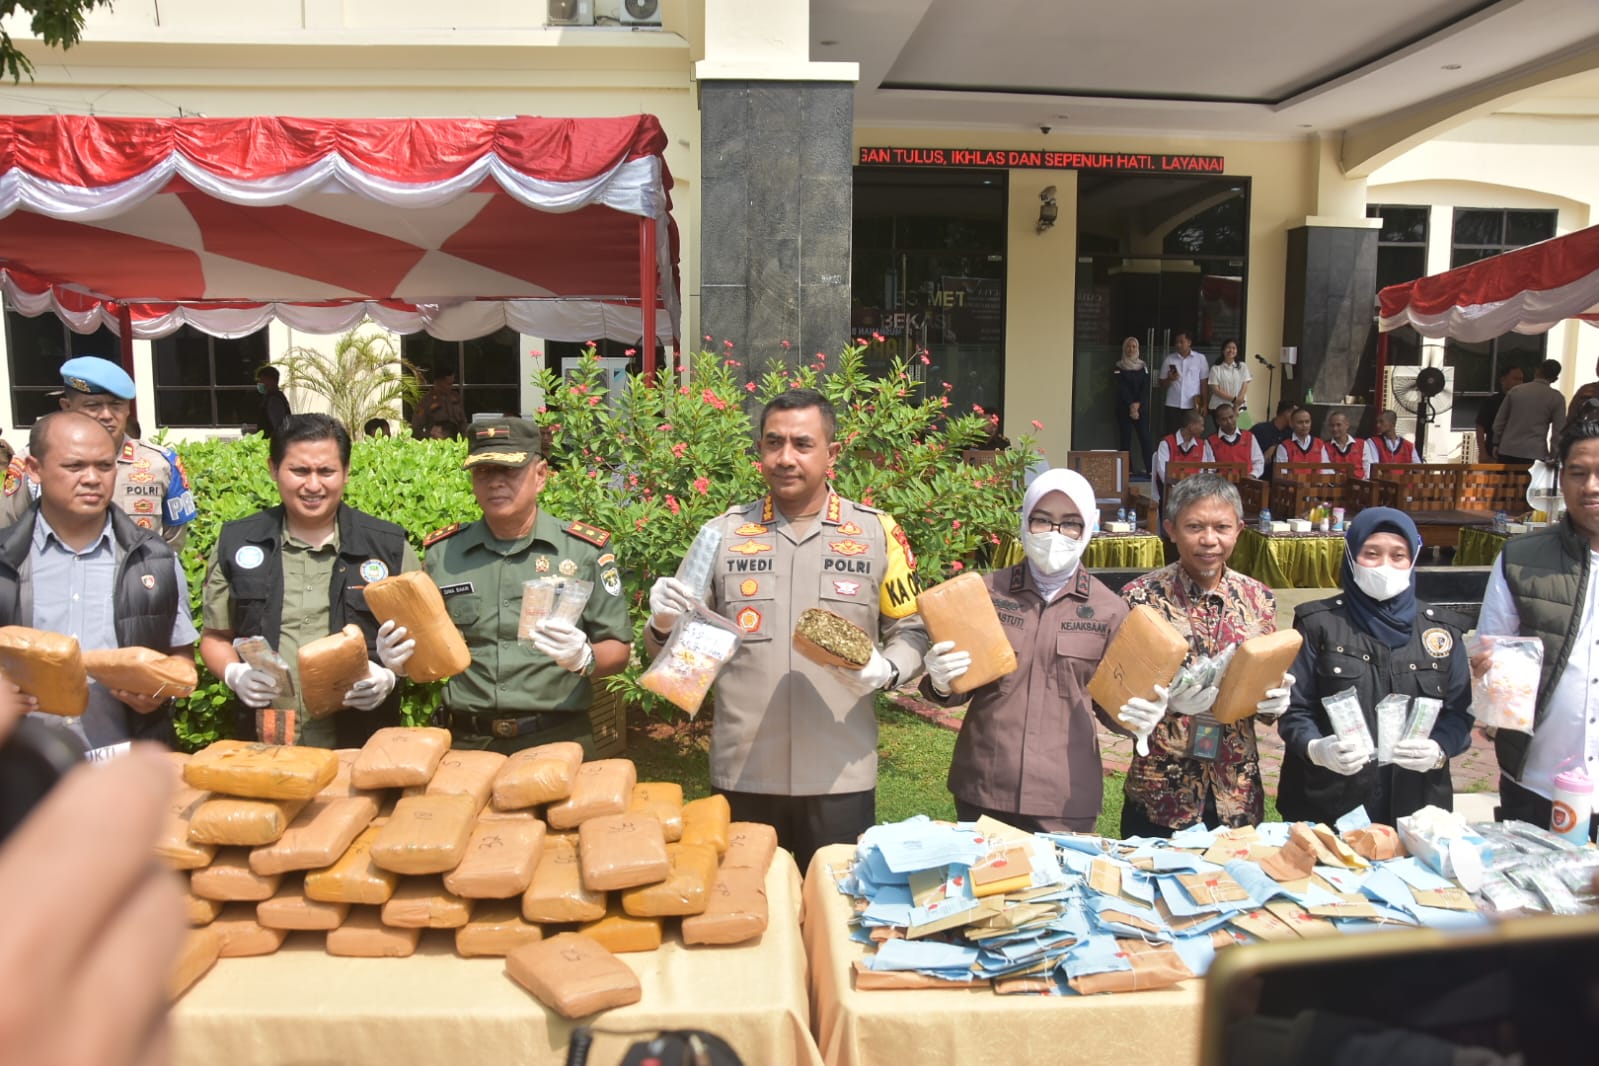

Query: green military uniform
[425,510,630,753]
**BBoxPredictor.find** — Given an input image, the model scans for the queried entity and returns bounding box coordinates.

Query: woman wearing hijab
[1277,508,1474,826]
[1112,336,1154,477]
[920,470,1133,832]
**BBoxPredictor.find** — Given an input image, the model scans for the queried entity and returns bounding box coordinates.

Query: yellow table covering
[1455,526,1510,567]
[800,844,1204,1066]
[992,531,1163,571]
[1230,527,1343,589]
[174,852,822,1066]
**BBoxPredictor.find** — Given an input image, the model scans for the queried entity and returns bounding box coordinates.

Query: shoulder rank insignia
[423,522,464,547]
[119,440,137,462]
[566,520,611,548]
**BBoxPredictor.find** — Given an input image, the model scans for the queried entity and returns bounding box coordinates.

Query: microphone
[1253,353,1271,366]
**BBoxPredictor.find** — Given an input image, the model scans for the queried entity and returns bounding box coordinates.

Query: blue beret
[59,356,135,400]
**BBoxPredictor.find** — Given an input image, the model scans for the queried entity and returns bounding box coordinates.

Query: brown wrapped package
[424,749,507,811]
[82,645,198,698]
[545,758,637,830]
[505,933,642,1019]
[1343,823,1406,861]
[257,884,350,931]
[680,794,732,855]
[629,782,684,842]
[361,571,473,682]
[297,624,371,718]
[621,842,718,917]
[211,905,288,957]
[317,749,364,799]
[350,726,452,789]
[454,901,544,957]
[1260,823,1320,882]
[158,787,216,871]
[184,741,339,801]
[1066,938,1192,994]
[492,741,585,810]
[370,793,477,875]
[723,821,778,872]
[304,825,400,904]
[1085,605,1189,714]
[680,864,767,945]
[580,905,663,953]
[915,573,1019,694]
[1211,630,1304,725]
[170,927,223,1000]
[522,834,606,923]
[249,793,381,875]
[792,608,872,669]
[326,908,421,958]
[578,813,669,891]
[191,848,283,902]
[188,796,308,847]
[444,817,546,899]
[0,625,87,717]
[186,893,222,926]
[382,877,475,928]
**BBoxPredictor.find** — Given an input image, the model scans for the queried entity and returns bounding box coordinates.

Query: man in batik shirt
[1116,472,1284,836]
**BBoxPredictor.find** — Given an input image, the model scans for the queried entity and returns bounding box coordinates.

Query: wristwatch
[883,664,901,692]
[1432,748,1448,771]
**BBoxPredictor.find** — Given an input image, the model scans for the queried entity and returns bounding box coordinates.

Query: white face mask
[1349,559,1412,601]
[1022,530,1085,575]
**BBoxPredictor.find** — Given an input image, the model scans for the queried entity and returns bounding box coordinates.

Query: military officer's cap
[59,356,136,400]
[462,417,542,470]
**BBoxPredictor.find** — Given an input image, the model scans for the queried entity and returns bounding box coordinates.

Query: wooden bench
[1166,460,1266,520]
[1067,449,1155,527]
[1354,463,1531,549]
[1270,463,1358,520]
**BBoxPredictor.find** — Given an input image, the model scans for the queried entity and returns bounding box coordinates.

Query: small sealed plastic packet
[1468,636,1541,733]
[674,525,723,602]
[1374,694,1409,764]
[638,603,744,716]
[1322,686,1375,757]
[1403,696,1442,744]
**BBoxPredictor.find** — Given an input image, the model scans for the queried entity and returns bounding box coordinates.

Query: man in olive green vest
[1474,418,1599,841]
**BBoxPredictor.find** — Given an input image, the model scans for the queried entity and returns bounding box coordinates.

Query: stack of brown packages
[160,729,778,1020]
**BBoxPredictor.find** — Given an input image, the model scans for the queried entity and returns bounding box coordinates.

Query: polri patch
[829,539,868,557]
[832,580,861,597]
[234,545,265,570]
[736,606,762,633]
[360,559,389,582]
[1422,627,1453,658]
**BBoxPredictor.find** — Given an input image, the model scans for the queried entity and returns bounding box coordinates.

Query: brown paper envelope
[1311,824,1371,869]
[1088,857,1123,896]
[1176,870,1252,905]
[1264,900,1340,937]
[1307,895,1381,919]
[1412,886,1478,911]
[908,866,950,909]
[1230,908,1300,941]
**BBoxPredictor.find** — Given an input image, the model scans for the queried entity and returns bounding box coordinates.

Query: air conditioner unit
[1382,365,1455,462]
[618,0,661,26]
[547,0,594,26]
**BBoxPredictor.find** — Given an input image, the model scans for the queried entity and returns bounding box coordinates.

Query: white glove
[923,640,971,696]
[1308,735,1370,776]
[1391,737,1444,773]
[827,648,897,698]
[343,663,396,711]
[1167,675,1219,716]
[1117,684,1169,757]
[1254,672,1295,722]
[376,619,415,673]
[532,619,594,674]
[223,661,281,709]
[649,576,695,633]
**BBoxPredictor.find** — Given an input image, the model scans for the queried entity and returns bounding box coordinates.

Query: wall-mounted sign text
[857,147,1225,173]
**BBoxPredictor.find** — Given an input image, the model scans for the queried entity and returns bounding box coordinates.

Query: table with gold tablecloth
[1229,527,1343,589]
[993,531,1164,571]
[174,852,821,1066]
[1454,526,1511,567]
[800,844,1204,1066]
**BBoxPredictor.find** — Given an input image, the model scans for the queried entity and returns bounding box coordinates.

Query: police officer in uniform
[646,389,929,869]
[1,357,197,549]
[199,413,419,748]
[391,418,631,754]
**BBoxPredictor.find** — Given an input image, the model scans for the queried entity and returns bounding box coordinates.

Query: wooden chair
[1460,464,1532,514]
[1356,463,1503,549]
[1270,463,1357,519]
[1166,460,1267,517]
[1066,450,1152,526]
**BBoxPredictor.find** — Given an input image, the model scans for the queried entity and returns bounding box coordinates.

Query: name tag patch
[438,582,475,597]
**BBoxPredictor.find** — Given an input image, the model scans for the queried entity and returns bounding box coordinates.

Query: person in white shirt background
[1202,339,1251,433]
[1474,419,1599,841]
[1159,331,1208,436]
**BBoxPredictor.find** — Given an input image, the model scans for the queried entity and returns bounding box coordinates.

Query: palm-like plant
[279,326,422,437]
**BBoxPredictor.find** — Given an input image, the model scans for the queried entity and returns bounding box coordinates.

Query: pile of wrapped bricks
[160,729,776,1018]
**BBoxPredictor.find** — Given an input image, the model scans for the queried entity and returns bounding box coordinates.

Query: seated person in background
[1364,409,1418,470]
[1277,508,1473,826]
[1323,411,1366,478]
[1152,407,1214,503]
[1207,402,1264,478]
[1271,405,1329,474]
[1250,401,1298,480]
[920,469,1131,833]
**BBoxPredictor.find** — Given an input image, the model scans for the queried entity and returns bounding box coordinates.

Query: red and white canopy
[0,114,679,347]
[1378,223,1599,341]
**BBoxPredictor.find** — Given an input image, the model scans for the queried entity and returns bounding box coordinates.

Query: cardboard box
[1211,630,1303,724]
[1086,605,1189,713]
[915,572,1018,695]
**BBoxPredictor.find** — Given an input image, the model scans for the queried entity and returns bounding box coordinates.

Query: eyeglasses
[1027,515,1086,536]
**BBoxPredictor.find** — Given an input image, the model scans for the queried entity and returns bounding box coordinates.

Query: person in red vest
[1207,402,1263,477]
[1271,406,1330,475]
[1323,411,1366,478]
[1364,409,1418,472]
[1153,407,1214,500]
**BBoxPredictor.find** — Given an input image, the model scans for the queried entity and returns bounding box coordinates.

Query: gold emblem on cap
[476,426,509,439]
[66,376,91,392]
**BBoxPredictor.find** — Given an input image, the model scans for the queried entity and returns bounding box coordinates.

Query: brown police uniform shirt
[2,437,195,549]
[648,491,929,796]
[930,564,1130,827]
